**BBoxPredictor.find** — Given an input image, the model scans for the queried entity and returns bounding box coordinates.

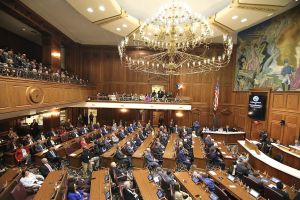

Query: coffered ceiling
[19,0,299,45]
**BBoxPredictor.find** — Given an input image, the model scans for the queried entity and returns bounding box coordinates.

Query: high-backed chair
[214,185,229,200]
[243,176,263,193]
[263,185,285,200]
[10,183,34,200]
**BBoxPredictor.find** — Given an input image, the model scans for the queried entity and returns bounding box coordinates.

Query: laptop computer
[192,176,200,184]
[105,191,111,200]
[271,177,280,184]
[227,174,235,182]
[210,192,219,200]
[157,189,165,199]
[148,174,153,181]
[249,188,260,199]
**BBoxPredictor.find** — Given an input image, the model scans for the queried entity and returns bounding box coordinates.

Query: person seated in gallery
[272,181,290,200]
[114,145,131,167]
[124,142,134,156]
[39,158,54,177]
[118,129,126,139]
[177,147,192,170]
[15,144,31,165]
[45,146,62,168]
[157,168,176,186]
[192,171,216,192]
[34,140,47,153]
[95,138,107,154]
[151,142,164,160]
[64,119,74,131]
[46,136,57,147]
[20,170,44,192]
[38,131,47,140]
[144,148,160,169]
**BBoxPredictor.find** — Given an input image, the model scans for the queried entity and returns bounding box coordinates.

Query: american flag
[213,80,220,111]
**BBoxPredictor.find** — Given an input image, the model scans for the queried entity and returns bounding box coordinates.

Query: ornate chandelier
[118,0,233,75]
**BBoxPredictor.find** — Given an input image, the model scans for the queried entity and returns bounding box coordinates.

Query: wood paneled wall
[0,76,93,117]
[65,45,300,145]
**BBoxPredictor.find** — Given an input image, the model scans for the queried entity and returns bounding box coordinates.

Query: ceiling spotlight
[99,5,105,11]
[87,7,94,13]
[232,15,238,20]
[241,18,248,23]
[116,27,121,31]
[122,24,127,28]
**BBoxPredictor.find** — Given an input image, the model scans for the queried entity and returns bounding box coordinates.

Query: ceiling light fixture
[99,5,105,11]
[241,18,248,23]
[122,24,127,28]
[118,1,233,75]
[87,7,94,13]
[116,27,121,31]
[232,15,238,20]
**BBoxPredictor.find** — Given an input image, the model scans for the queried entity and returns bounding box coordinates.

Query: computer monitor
[192,176,200,184]
[156,189,164,199]
[210,192,219,200]
[148,174,153,181]
[227,174,235,182]
[261,178,269,184]
[249,188,260,199]
[271,177,280,184]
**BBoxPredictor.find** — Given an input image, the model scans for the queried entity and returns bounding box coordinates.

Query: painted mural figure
[281,59,294,91]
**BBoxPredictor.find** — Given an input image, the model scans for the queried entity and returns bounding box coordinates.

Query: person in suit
[46,136,56,147]
[127,124,134,133]
[111,133,119,143]
[67,183,89,200]
[124,142,134,156]
[45,147,62,168]
[89,112,94,124]
[118,129,126,139]
[177,147,191,170]
[144,148,159,169]
[122,181,139,200]
[35,140,46,152]
[81,146,92,178]
[174,183,192,200]
[23,134,34,146]
[101,125,109,135]
[15,144,31,165]
[30,119,39,140]
[207,148,225,170]
[133,135,142,146]
[114,146,131,167]
[174,124,180,134]
[272,182,290,200]
[39,158,54,177]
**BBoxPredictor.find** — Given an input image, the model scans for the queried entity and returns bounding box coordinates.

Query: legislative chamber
[0,0,299,200]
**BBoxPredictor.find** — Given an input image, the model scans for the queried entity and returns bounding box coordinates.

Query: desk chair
[214,185,229,200]
[263,185,285,200]
[273,154,284,163]
[243,176,263,193]
[10,183,35,200]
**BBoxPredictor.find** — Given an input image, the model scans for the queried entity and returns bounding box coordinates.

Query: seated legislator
[15,144,31,165]
[192,171,215,192]
[67,183,89,200]
[122,181,140,200]
[46,136,57,147]
[39,158,54,177]
[133,134,142,147]
[35,140,46,152]
[272,182,290,200]
[81,146,100,178]
[207,147,225,170]
[174,183,192,200]
[114,146,131,167]
[45,146,62,168]
[23,134,35,146]
[101,125,109,136]
[177,147,191,170]
[118,129,126,139]
[144,148,160,169]
[111,133,120,143]
[124,142,135,156]
[20,170,44,191]
[110,162,128,182]
[104,136,113,149]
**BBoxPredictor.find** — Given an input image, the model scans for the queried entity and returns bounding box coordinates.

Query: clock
[27,87,44,104]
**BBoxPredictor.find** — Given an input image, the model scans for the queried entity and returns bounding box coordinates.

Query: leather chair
[10,183,34,200]
[263,185,285,200]
[214,185,229,200]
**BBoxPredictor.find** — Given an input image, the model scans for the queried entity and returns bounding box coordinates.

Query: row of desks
[0,168,20,200]
[90,169,112,200]
[271,143,300,169]
[162,133,177,169]
[202,131,245,144]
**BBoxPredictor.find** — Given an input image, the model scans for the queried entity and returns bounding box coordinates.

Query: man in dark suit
[124,142,134,156]
[272,182,290,200]
[39,158,54,177]
[178,147,191,170]
[35,140,46,153]
[123,181,139,200]
[45,147,62,168]
[114,146,131,167]
[30,119,39,140]
[144,148,159,168]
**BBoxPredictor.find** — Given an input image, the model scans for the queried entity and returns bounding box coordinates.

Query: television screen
[248,94,267,120]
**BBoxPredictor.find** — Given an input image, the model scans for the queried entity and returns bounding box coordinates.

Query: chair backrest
[263,186,285,200]
[244,176,263,193]
[65,147,74,155]
[214,185,229,200]
[10,183,27,200]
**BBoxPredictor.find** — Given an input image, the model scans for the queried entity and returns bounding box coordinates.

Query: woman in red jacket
[15,144,31,165]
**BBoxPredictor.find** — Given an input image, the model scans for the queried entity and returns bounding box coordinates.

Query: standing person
[30,119,39,140]
[89,112,94,124]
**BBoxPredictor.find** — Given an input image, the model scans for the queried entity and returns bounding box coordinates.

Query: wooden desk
[174,171,211,199]
[68,143,95,169]
[101,131,138,167]
[215,141,236,167]
[203,131,245,144]
[132,132,157,168]
[162,133,177,169]
[271,143,300,170]
[133,169,160,200]
[33,170,67,200]
[238,140,300,189]
[34,144,63,166]
[0,168,20,200]
[90,169,112,200]
[208,170,264,200]
[193,137,206,169]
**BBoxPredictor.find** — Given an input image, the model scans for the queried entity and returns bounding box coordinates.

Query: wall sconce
[175,111,183,117]
[51,52,61,58]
